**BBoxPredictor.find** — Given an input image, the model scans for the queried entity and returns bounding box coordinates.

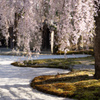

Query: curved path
[0,54,90,100]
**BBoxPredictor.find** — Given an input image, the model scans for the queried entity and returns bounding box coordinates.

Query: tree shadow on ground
[0,84,70,100]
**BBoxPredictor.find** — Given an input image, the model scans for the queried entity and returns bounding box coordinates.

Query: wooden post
[51,31,54,54]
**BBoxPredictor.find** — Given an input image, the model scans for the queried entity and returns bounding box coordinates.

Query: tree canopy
[0,0,98,53]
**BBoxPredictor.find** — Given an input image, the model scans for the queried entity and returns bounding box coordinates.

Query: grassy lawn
[11,55,97,100]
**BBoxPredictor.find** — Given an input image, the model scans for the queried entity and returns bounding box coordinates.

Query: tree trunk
[42,22,50,50]
[51,31,54,53]
[94,12,100,79]
[8,27,14,49]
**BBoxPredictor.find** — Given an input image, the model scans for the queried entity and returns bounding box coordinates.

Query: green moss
[74,85,100,100]
[11,58,81,69]
[11,56,94,70]
[56,49,94,56]
[30,70,100,100]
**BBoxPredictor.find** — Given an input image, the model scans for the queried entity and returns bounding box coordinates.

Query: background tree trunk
[42,22,50,50]
[94,12,100,79]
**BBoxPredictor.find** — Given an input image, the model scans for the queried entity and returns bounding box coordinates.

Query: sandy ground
[0,54,90,100]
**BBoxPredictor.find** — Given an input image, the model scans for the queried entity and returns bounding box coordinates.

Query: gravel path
[0,54,90,100]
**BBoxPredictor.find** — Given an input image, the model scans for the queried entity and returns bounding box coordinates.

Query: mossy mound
[57,49,94,56]
[11,58,82,70]
[31,70,100,100]
[11,56,94,70]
